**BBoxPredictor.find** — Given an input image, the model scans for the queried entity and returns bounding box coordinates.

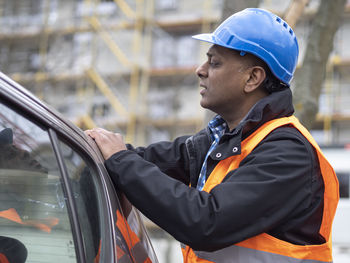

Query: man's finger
[84,129,92,136]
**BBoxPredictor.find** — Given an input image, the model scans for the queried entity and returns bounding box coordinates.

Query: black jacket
[105,88,325,251]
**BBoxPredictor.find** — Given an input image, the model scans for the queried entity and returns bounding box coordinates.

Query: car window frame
[48,129,87,262]
[55,132,123,262]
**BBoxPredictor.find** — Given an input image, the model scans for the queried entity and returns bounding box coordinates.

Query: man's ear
[244,66,266,93]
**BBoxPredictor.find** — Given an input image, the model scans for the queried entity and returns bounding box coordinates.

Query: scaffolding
[0,0,222,146]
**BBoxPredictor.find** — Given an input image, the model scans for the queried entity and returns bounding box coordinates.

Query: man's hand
[85,128,127,160]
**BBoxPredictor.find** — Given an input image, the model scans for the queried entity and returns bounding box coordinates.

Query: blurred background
[0,0,350,262]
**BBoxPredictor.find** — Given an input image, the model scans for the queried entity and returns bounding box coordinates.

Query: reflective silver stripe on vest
[191,245,332,263]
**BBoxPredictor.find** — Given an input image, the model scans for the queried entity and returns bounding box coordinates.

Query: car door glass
[0,103,77,262]
[57,140,105,262]
[118,194,157,262]
[58,140,141,262]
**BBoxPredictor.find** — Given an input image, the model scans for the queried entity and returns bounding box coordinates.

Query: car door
[0,74,157,263]
[0,88,116,262]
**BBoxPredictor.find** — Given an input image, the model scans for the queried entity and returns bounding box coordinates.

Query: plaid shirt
[196,115,228,191]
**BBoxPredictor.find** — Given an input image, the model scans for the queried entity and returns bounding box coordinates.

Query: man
[86,8,339,263]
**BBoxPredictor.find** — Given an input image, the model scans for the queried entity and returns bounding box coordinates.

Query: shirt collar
[208,115,228,142]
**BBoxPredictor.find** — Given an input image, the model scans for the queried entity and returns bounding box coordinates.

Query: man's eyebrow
[206,52,213,58]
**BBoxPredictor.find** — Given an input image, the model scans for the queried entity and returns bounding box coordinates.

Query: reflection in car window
[115,205,150,263]
[0,103,77,262]
[58,140,143,262]
[119,194,157,262]
[58,140,105,262]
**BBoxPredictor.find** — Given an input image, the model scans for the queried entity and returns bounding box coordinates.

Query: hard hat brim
[192,33,216,45]
[192,33,244,54]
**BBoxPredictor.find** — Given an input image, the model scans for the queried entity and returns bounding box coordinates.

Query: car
[322,146,350,253]
[0,71,158,263]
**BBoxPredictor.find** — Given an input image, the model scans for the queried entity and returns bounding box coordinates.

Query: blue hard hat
[192,8,299,85]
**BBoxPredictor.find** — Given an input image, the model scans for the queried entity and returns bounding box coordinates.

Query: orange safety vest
[0,253,9,263]
[181,115,339,263]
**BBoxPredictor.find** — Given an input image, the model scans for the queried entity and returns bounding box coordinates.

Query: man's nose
[196,62,208,78]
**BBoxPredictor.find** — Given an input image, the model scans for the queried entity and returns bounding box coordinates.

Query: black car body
[0,72,158,263]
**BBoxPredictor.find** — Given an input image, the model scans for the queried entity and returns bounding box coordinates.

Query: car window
[59,139,146,262]
[57,136,157,262]
[118,194,158,262]
[0,102,77,262]
[57,140,111,262]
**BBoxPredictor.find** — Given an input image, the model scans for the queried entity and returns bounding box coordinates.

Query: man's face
[196,45,251,116]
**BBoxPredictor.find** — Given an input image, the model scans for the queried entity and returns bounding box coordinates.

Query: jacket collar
[225,88,294,137]
[239,87,294,139]
[209,88,294,161]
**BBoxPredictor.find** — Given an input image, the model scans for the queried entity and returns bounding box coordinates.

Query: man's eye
[209,60,219,66]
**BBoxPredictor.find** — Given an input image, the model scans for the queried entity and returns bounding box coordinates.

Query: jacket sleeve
[105,127,322,251]
[125,135,193,184]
